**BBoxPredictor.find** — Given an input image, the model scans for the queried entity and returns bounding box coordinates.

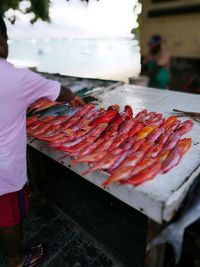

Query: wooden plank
[145,219,166,267]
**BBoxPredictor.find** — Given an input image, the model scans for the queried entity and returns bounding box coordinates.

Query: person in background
[143,34,171,89]
[0,15,84,267]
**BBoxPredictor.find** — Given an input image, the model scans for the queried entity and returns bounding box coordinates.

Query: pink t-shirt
[0,59,60,196]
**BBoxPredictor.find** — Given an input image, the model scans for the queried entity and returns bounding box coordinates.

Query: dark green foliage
[0,0,99,23]
[131,1,142,40]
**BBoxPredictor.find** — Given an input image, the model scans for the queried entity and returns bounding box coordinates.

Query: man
[142,34,171,89]
[0,16,84,267]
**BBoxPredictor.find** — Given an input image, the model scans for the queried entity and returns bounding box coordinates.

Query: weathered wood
[145,219,166,267]
[27,148,147,266]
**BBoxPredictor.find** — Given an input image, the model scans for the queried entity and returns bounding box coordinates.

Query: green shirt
[147,60,170,89]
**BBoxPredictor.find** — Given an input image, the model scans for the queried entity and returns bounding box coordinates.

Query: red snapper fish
[123,162,161,186]
[71,108,104,132]
[28,98,54,112]
[58,123,108,153]
[49,116,70,126]
[26,116,39,127]
[175,120,194,136]
[118,118,136,135]
[136,125,157,140]
[157,150,171,163]
[82,150,129,175]
[138,141,154,153]
[129,157,157,177]
[130,139,145,152]
[89,107,118,127]
[145,113,163,125]
[141,111,157,122]
[31,123,52,136]
[70,136,107,161]
[162,138,192,173]
[161,116,178,129]
[108,133,128,151]
[104,113,127,134]
[71,132,118,164]
[144,144,163,158]
[108,149,131,172]
[128,122,144,137]
[156,121,180,145]
[146,127,165,143]
[104,105,133,134]
[124,105,134,119]
[61,104,94,130]
[27,116,54,134]
[135,109,148,121]
[36,124,62,138]
[166,120,181,132]
[151,118,165,127]
[119,136,137,151]
[102,151,145,187]
[162,132,181,151]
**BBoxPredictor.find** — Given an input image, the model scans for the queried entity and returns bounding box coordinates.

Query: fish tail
[81,162,99,175]
[147,224,184,264]
[58,154,69,161]
[70,158,80,165]
[81,169,91,175]
[101,179,110,188]
[30,138,37,144]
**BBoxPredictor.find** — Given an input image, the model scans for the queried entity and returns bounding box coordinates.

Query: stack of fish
[27,98,193,187]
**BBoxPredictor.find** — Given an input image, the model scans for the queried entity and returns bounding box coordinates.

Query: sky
[6,0,140,39]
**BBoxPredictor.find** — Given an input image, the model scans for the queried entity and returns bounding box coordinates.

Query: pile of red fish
[27,99,193,187]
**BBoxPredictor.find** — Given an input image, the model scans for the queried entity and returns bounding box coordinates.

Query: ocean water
[8,38,141,81]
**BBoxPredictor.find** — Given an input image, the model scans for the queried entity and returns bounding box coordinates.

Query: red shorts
[0,184,29,228]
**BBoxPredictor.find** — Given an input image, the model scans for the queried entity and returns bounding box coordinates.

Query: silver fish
[147,178,200,264]
[34,103,73,118]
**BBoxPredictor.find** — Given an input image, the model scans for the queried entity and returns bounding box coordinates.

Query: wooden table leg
[145,218,166,267]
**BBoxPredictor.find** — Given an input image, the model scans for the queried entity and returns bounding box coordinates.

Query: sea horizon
[8,37,141,82]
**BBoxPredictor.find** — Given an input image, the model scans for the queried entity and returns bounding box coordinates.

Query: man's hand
[70,95,85,108]
[57,86,85,107]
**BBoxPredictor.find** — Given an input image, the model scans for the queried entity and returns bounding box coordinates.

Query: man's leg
[0,186,27,266]
[0,224,23,267]
[0,185,45,267]
[0,224,44,267]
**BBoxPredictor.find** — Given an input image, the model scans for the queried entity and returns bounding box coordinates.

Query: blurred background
[4,0,141,82]
[2,0,200,91]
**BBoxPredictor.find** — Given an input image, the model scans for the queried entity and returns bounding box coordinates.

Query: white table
[28,85,200,266]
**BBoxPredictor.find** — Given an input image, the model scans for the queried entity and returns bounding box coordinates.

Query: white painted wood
[28,85,200,223]
[28,139,163,223]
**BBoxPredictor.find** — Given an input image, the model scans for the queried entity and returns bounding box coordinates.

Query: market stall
[27,85,200,267]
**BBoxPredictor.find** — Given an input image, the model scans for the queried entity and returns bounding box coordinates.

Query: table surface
[28,85,200,224]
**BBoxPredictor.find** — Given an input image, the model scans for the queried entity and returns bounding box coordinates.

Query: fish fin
[81,167,94,175]
[147,224,184,264]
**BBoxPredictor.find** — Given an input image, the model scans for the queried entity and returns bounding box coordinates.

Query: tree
[131,1,142,40]
[0,0,99,23]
